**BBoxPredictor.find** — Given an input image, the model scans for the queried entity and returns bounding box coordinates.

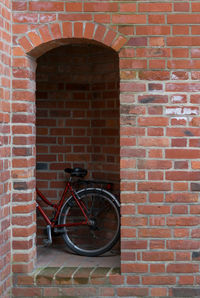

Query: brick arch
[12,20,126,274]
[17,21,128,58]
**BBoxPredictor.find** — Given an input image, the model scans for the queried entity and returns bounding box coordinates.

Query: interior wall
[36,43,119,244]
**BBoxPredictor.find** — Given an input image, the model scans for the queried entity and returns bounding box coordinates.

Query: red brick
[61,287,97,296]
[149,60,165,69]
[179,276,194,285]
[50,23,62,39]
[138,117,168,126]
[167,240,200,250]
[175,3,190,12]
[166,149,200,159]
[121,240,147,250]
[150,264,165,273]
[121,59,147,69]
[138,205,170,214]
[43,288,60,296]
[138,137,169,147]
[39,25,52,43]
[62,22,72,38]
[66,2,82,12]
[139,228,171,238]
[74,22,83,38]
[167,216,199,226]
[151,288,168,297]
[166,193,198,203]
[149,193,164,203]
[150,37,165,46]
[58,13,92,21]
[139,71,169,81]
[39,14,56,23]
[18,36,33,52]
[192,3,200,11]
[168,60,200,69]
[138,182,171,191]
[13,12,38,23]
[94,25,106,42]
[94,14,111,24]
[29,1,64,11]
[143,276,176,285]
[149,14,165,24]
[142,252,174,261]
[121,205,135,215]
[121,216,147,226]
[109,274,124,285]
[112,14,146,24]
[99,287,115,296]
[120,3,136,13]
[13,239,33,250]
[84,22,95,39]
[12,262,34,273]
[12,1,28,11]
[167,263,199,273]
[173,182,188,191]
[17,274,34,285]
[121,264,148,274]
[139,3,172,12]
[28,31,42,47]
[112,36,128,52]
[172,205,188,214]
[12,287,42,297]
[173,25,189,35]
[168,14,200,24]
[84,3,118,12]
[117,287,148,297]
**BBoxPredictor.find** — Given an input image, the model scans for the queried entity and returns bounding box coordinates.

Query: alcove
[35,41,120,266]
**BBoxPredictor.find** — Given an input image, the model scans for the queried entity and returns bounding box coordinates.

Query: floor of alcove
[37,245,120,268]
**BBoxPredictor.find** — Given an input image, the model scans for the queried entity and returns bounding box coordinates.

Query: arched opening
[35,41,120,266]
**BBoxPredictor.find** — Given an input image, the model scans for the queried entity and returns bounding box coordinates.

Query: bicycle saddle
[64,167,87,177]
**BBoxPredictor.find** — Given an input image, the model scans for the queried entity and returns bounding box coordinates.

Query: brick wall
[0,0,12,297]
[36,43,119,244]
[8,0,200,296]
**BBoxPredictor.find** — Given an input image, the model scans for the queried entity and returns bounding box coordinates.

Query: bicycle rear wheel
[60,188,120,257]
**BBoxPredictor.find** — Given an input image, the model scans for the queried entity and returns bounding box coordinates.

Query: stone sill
[14,266,122,287]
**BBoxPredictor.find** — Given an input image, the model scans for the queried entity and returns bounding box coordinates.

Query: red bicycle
[36,167,120,257]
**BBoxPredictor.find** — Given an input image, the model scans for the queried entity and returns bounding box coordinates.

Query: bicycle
[36,167,120,257]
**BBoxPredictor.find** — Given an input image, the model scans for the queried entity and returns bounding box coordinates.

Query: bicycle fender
[57,188,120,225]
[57,188,86,224]
[91,187,120,208]
[75,187,120,208]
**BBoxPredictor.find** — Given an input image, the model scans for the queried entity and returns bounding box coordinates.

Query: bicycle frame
[36,181,89,229]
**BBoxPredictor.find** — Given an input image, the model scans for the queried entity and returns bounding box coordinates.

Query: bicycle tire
[59,188,120,257]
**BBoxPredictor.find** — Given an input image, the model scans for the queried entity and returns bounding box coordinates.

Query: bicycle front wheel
[60,189,120,257]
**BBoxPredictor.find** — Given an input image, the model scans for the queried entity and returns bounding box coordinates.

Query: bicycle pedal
[43,225,52,246]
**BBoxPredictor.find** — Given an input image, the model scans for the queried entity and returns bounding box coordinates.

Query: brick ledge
[14,266,121,287]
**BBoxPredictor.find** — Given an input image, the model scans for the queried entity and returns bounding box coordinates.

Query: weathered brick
[4,2,200,297]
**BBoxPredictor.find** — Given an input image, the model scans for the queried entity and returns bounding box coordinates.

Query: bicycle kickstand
[43,225,52,246]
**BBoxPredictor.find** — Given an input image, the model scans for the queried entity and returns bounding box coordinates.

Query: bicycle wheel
[59,188,120,256]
